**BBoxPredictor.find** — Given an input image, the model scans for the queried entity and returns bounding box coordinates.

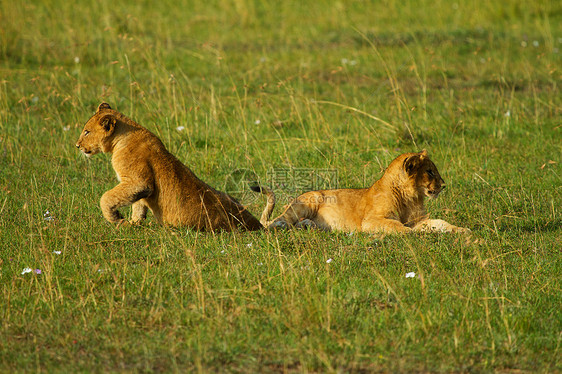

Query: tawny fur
[257,150,469,234]
[76,103,264,231]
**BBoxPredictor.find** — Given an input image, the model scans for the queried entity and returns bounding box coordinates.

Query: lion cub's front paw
[452,226,471,234]
[129,219,146,226]
[414,219,470,234]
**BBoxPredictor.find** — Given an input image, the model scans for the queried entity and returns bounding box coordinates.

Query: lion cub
[257,150,469,234]
[76,103,265,231]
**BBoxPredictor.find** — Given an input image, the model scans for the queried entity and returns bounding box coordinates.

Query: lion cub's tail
[250,184,275,227]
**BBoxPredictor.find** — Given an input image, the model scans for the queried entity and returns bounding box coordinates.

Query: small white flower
[53,251,62,255]
[31,96,39,104]
[176,126,185,131]
[44,211,53,221]
[221,250,225,254]
[349,60,357,66]
[257,262,263,266]
[521,41,527,47]
[532,40,539,47]
[504,110,511,117]
[63,126,70,132]
[254,119,261,125]
[21,268,32,275]
[74,56,80,64]
[246,243,253,248]
[405,272,416,278]
[341,58,349,65]
[326,258,333,264]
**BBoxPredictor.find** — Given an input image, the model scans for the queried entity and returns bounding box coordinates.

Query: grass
[1,0,561,372]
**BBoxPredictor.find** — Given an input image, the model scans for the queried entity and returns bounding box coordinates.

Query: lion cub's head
[75,103,117,157]
[403,150,446,199]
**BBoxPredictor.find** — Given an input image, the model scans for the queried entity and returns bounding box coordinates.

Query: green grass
[1,0,561,372]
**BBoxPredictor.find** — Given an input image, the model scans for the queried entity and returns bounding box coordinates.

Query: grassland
[1,0,561,372]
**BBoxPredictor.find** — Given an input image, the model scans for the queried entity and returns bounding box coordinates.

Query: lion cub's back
[145,143,207,223]
[141,136,261,231]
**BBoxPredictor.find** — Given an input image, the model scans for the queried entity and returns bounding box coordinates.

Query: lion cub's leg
[362,218,412,234]
[131,200,149,224]
[295,218,317,230]
[100,183,152,224]
[269,198,316,229]
[413,219,470,233]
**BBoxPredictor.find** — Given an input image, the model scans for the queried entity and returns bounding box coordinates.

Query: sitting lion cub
[76,103,266,231]
[256,150,469,234]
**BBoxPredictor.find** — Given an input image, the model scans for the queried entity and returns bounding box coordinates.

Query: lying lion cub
[76,103,266,231]
[256,150,469,234]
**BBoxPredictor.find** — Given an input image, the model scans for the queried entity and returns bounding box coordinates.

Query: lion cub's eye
[84,130,90,136]
[426,169,435,177]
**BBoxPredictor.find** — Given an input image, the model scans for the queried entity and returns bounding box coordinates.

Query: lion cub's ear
[419,149,428,159]
[97,103,112,112]
[99,114,117,133]
[404,154,423,174]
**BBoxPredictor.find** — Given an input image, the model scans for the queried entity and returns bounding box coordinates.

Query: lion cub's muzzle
[427,183,445,199]
[76,143,92,157]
